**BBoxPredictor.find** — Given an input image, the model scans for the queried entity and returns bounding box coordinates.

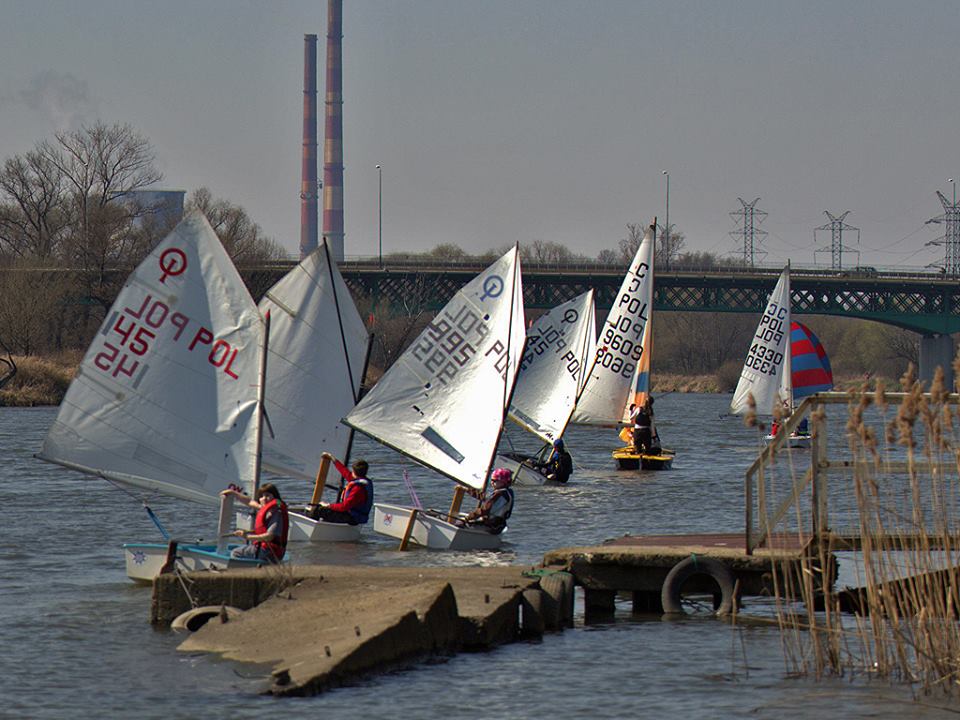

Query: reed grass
[767,364,960,699]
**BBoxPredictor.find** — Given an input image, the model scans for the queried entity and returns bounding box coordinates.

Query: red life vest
[253,498,289,561]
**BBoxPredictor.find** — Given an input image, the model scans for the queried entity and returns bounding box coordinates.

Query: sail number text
[412,303,511,385]
[595,274,649,379]
[521,316,582,381]
[743,303,787,376]
[93,293,244,381]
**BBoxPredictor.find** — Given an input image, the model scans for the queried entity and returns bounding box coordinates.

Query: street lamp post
[376,164,382,268]
[662,170,670,266]
[950,178,956,206]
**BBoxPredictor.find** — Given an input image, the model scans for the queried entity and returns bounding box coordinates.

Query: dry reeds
[769,369,960,698]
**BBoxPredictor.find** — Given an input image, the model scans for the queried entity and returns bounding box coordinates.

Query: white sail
[730,267,792,415]
[259,240,369,481]
[508,290,596,444]
[572,224,655,426]
[345,247,525,491]
[39,211,264,505]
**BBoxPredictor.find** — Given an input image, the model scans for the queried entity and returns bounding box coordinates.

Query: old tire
[171,605,244,632]
[661,556,736,617]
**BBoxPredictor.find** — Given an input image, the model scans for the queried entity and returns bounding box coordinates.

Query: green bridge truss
[291,263,960,337]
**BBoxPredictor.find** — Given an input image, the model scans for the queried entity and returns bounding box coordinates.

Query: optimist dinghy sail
[789,321,833,401]
[39,211,264,505]
[38,211,270,581]
[730,267,792,417]
[497,290,596,484]
[344,246,525,550]
[572,223,655,427]
[258,239,372,542]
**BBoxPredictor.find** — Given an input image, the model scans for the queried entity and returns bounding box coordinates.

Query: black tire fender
[661,556,736,616]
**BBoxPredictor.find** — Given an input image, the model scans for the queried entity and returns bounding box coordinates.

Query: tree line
[0,122,920,386]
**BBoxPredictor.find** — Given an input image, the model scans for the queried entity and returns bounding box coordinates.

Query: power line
[814,210,860,270]
[729,197,768,266]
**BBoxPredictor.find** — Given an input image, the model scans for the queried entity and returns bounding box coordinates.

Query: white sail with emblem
[572,223,655,427]
[344,246,525,491]
[730,266,792,416]
[39,211,264,505]
[508,290,596,444]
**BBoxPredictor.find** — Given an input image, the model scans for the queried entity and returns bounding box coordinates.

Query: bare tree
[522,239,574,265]
[0,150,71,260]
[618,223,644,263]
[188,187,286,265]
[656,229,685,269]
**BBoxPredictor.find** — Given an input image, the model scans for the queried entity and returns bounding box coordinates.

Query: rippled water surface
[3,397,957,719]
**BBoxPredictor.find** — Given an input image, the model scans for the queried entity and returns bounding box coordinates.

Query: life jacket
[253,498,288,562]
[346,478,374,524]
[484,487,514,534]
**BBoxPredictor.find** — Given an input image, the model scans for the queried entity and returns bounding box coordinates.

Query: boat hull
[121,542,266,584]
[764,433,812,449]
[372,502,503,550]
[612,446,675,471]
[494,452,550,486]
[287,510,362,542]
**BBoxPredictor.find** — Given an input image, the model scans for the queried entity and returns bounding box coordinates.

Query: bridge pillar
[919,334,955,390]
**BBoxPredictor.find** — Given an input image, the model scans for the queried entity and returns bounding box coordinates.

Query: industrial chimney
[322,0,345,262]
[299,33,318,259]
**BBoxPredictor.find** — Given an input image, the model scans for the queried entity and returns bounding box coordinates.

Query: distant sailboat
[730,266,833,448]
[258,239,372,542]
[496,290,596,485]
[572,221,673,470]
[344,247,525,550]
[38,212,271,581]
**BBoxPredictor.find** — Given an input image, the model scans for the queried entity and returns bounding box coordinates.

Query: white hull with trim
[494,453,551,486]
[373,502,503,551]
[122,542,266,584]
[287,510,362,542]
[764,432,812,449]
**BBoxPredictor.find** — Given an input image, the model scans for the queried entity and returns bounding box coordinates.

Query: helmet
[491,467,513,487]
[553,438,564,449]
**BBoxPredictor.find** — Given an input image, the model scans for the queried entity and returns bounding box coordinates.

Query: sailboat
[343,246,525,550]
[729,266,833,448]
[571,221,673,470]
[258,239,372,542]
[495,290,596,485]
[38,212,271,582]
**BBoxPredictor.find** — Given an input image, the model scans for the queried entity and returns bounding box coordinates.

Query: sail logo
[158,248,187,283]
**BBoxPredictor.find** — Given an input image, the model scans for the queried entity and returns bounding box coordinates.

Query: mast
[252,312,272,495]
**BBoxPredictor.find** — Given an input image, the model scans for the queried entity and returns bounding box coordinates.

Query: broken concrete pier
[156,565,573,696]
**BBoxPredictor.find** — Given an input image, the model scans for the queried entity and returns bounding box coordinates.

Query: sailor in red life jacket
[220,483,289,562]
[307,452,374,525]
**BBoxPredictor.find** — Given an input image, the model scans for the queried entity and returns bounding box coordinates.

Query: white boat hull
[122,542,266,584]
[287,510,362,542]
[372,502,503,551]
[764,433,812,449]
[494,453,549,486]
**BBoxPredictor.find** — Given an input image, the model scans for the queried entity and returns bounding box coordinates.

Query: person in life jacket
[307,452,374,525]
[632,398,653,453]
[222,483,289,563]
[463,467,515,534]
[540,438,573,483]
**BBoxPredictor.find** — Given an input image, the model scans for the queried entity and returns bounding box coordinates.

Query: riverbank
[0,354,878,406]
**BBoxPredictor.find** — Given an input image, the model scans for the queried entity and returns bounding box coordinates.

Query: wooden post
[398,509,419,551]
[216,493,234,554]
[448,485,466,518]
[309,454,333,506]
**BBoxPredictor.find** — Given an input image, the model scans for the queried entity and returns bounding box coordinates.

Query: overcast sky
[3,0,958,269]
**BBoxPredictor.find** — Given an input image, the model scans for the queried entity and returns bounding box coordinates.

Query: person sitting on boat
[540,438,573,483]
[797,416,810,435]
[632,398,653,454]
[462,467,515,534]
[306,452,374,525]
[221,483,289,563]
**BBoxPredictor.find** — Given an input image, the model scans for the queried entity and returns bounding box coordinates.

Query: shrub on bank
[0,353,79,407]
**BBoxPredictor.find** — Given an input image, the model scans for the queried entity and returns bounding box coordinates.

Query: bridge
[244,258,960,384]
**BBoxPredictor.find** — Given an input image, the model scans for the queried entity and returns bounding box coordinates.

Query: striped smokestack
[299,33,318,259]
[322,0,345,261]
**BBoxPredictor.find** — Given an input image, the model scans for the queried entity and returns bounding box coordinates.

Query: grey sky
[2,0,958,269]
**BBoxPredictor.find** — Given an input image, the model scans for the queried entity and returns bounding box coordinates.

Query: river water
[3,395,957,718]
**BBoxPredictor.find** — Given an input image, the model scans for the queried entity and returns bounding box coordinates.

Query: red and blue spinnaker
[790,321,833,400]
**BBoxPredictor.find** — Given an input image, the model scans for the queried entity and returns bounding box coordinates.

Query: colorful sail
[790,321,833,400]
[344,246,525,491]
[259,240,369,481]
[39,211,264,505]
[572,222,655,426]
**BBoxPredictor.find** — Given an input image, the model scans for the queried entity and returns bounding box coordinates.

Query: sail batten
[39,211,264,501]
[344,247,525,491]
